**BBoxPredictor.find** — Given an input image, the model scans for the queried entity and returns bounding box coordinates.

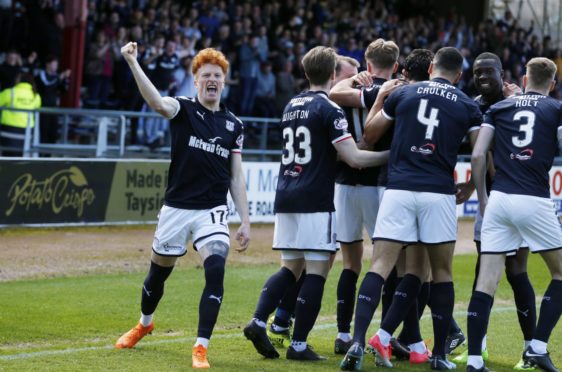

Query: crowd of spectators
[1,0,561,146]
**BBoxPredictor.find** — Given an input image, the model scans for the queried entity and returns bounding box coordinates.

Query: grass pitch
[1,254,561,371]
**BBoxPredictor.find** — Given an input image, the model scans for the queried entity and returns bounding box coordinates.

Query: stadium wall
[2,159,562,226]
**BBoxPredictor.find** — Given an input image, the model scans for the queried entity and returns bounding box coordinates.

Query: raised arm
[121,42,179,119]
[329,71,373,108]
[364,79,405,144]
[334,138,389,169]
[229,152,251,252]
[471,126,495,215]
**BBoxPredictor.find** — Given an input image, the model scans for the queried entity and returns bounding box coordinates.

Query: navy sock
[353,272,385,346]
[253,267,296,322]
[141,261,174,316]
[292,274,326,342]
[397,297,422,344]
[429,282,455,357]
[381,274,421,335]
[534,279,562,343]
[337,269,359,333]
[507,272,536,341]
[197,255,226,339]
[449,316,462,334]
[274,269,305,328]
[467,291,493,356]
[381,268,398,321]
[418,281,430,319]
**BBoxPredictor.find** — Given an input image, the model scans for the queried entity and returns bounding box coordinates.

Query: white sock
[376,329,391,346]
[481,334,487,351]
[408,341,427,354]
[467,355,484,369]
[291,340,307,352]
[194,337,209,348]
[337,333,352,342]
[253,318,266,328]
[139,313,153,327]
[530,339,547,354]
[524,340,531,350]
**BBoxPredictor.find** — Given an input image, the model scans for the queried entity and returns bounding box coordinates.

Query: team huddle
[114,39,562,372]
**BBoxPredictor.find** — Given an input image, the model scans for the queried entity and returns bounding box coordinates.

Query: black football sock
[337,269,359,333]
[417,281,430,319]
[507,272,536,341]
[397,297,422,345]
[353,272,385,346]
[197,255,226,339]
[253,267,296,323]
[429,282,455,357]
[141,261,174,316]
[467,291,493,356]
[274,269,305,328]
[381,274,421,335]
[534,279,562,343]
[449,316,462,334]
[292,274,326,342]
[381,267,398,321]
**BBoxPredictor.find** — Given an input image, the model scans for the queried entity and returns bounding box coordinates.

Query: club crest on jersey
[333,117,348,131]
[284,165,303,178]
[510,148,533,161]
[225,120,235,131]
[410,143,435,155]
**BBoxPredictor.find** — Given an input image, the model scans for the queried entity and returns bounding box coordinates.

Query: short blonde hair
[192,48,229,75]
[364,39,399,69]
[302,46,337,85]
[526,57,557,89]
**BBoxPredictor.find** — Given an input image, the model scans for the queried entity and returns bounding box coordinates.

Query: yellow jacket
[0,82,42,128]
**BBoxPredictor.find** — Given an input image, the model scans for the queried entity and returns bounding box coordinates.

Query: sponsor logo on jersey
[236,134,244,148]
[283,165,303,178]
[225,120,235,131]
[410,143,435,155]
[188,135,230,158]
[208,136,222,143]
[196,110,205,120]
[510,148,533,161]
[334,117,348,131]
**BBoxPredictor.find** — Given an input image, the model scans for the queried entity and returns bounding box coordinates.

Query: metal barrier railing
[3,107,562,164]
[0,107,282,160]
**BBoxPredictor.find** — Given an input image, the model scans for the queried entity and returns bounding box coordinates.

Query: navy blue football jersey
[336,77,386,186]
[164,97,244,209]
[383,78,482,194]
[274,91,352,213]
[483,92,562,198]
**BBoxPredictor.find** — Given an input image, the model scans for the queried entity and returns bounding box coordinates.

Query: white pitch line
[0,305,521,361]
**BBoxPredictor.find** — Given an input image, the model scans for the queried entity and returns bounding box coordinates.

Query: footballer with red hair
[115,42,251,369]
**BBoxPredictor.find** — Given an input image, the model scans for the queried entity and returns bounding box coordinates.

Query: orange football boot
[115,322,154,349]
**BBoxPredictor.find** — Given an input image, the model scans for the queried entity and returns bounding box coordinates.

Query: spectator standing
[35,55,70,145]
[0,50,22,90]
[254,61,276,117]
[239,34,262,116]
[0,73,41,156]
[86,32,117,108]
[173,55,196,98]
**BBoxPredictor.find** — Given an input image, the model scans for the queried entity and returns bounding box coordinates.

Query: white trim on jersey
[467,126,480,133]
[231,149,241,153]
[360,90,367,108]
[170,97,183,119]
[382,109,394,121]
[481,123,495,130]
[332,133,353,144]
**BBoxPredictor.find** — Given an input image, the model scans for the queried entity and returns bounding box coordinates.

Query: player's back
[274,90,351,213]
[484,92,562,198]
[383,78,482,194]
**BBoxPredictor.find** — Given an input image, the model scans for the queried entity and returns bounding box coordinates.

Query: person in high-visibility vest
[0,72,42,156]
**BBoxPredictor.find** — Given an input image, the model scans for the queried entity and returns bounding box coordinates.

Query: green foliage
[1,255,560,371]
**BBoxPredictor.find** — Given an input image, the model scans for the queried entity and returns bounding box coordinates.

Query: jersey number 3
[417,99,440,140]
[512,110,535,147]
[282,126,312,165]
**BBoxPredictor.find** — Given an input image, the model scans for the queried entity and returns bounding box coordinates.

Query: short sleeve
[382,88,401,120]
[481,107,495,130]
[327,107,352,144]
[232,118,244,154]
[467,101,483,131]
[361,85,380,109]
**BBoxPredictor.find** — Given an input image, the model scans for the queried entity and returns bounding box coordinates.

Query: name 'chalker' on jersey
[274,91,352,213]
[336,77,387,186]
[165,96,244,210]
[382,77,482,194]
[483,92,562,198]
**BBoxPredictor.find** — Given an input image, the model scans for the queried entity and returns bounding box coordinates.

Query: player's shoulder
[315,90,343,111]
[175,96,197,107]
[223,106,244,128]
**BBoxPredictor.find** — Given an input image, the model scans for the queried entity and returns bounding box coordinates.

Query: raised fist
[121,42,138,62]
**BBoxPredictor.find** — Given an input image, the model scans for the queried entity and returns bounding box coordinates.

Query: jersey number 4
[417,99,440,140]
[512,110,535,147]
[282,126,312,165]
